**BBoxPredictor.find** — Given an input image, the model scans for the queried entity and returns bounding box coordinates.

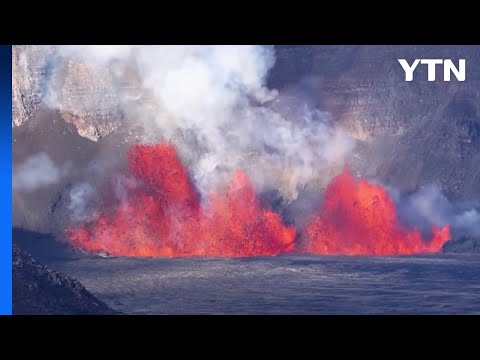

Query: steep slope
[272,45,480,200]
[13,243,116,315]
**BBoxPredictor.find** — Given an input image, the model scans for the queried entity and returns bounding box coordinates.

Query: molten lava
[304,168,451,255]
[67,144,296,257]
[66,145,451,258]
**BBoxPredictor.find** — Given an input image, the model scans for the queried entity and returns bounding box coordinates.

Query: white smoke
[396,185,480,238]
[112,174,138,203]
[68,182,97,222]
[43,45,354,202]
[13,152,65,192]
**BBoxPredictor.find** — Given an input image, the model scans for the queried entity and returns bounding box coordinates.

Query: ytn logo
[398,59,465,81]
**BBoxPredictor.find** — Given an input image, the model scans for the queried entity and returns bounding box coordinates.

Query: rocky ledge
[13,243,117,315]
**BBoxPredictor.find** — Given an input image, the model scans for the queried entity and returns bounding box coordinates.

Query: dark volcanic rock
[13,244,117,315]
[271,45,480,201]
[443,236,480,253]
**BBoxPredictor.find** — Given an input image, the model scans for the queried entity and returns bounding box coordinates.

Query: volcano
[304,168,451,255]
[67,144,296,257]
[66,144,450,257]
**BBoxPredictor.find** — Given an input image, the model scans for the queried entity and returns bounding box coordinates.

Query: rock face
[12,45,54,127]
[12,243,116,315]
[272,46,478,138]
[12,45,480,199]
[12,46,138,141]
[271,45,480,200]
[375,93,480,198]
[59,60,123,141]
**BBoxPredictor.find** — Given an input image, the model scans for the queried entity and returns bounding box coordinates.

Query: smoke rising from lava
[66,144,451,257]
[13,46,469,256]
[394,185,480,238]
[44,45,355,203]
[68,182,97,222]
[67,144,296,257]
[13,152,67,192]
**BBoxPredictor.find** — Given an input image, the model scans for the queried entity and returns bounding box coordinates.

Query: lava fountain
[304,168,451,255]
[67,144,296,257]
[66,145,450,257]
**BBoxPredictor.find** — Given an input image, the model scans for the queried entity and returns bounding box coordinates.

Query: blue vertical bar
[0,45,12,315]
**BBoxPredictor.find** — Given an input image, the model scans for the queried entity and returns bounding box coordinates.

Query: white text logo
[398,59,465,81]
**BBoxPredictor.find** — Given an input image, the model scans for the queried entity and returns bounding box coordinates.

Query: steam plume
[13,152,65,192]
[396,185,480,238]
[68,182,97,222]
[43,45,355,203]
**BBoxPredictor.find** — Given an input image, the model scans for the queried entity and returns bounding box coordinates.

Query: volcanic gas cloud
[66,144,451,257]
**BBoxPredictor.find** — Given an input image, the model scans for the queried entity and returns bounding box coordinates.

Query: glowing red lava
[304,168,451,255]
[67,144,296,257]
[66,145,451,258]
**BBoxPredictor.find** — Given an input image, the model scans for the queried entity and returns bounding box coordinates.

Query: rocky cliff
[271,45,480,200]
[13,45,480,200]
[12,46,137,141]
[13,243,116,314]
[12,45,54,127]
